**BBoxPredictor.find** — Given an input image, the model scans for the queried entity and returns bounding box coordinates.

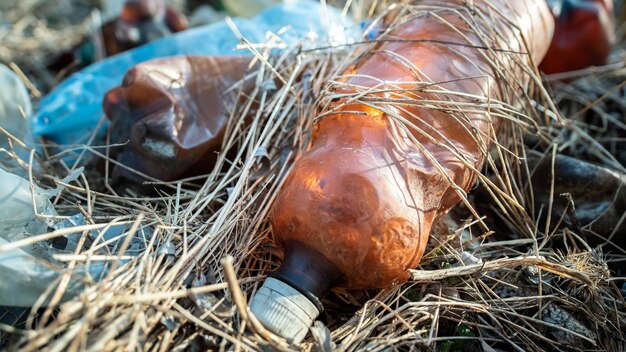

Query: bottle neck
[272,241,343,310]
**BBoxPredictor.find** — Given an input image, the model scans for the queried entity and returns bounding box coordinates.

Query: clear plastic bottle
[250,0,554,343]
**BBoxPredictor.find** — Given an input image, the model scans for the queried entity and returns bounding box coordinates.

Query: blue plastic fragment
[31,1,354,148]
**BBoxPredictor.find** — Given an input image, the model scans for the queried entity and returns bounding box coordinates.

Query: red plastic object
[540,0,615,74]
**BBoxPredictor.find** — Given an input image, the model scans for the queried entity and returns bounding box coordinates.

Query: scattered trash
[31,0,354,152]
[0,168,56,246]
[52,213,151,256]
[101,0,188,56]
[47,0,188,73]
[103,55,255,184]
[0,168,70,306]
[3,0,625,350]
[540,0,615,74]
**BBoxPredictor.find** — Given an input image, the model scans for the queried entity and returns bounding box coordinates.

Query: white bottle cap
[249,277,320,344]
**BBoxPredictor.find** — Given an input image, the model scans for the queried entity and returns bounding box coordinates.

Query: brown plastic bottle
[103,55,254,184]
[46,0,188,74]
[102,0,189,56]
[250,0,554,343]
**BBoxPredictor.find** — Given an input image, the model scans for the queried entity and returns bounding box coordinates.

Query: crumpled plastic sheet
[0,167,151,306]
[0,167,71,306]
[0,64,33,171]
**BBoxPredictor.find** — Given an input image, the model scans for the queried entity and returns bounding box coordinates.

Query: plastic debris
[0,168,55,243]
[0,64,33,170]
[101,0,188,56]
[52,213,151,256]
[47,0,188,73]
[540,0,615,74]
[0,168,150,306]
[103,55,255,183]
[0,168,64,306]
[31,0,354,151]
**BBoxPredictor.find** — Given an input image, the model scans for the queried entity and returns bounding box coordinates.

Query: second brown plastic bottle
[103,55,254,184]
[103,0,189,56]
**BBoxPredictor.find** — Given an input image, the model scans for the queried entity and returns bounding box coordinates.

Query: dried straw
[1,0,625,351]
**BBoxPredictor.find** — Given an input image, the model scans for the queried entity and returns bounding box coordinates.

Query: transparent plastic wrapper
[0,169,55,243]
[250,0,555,343]
[103,55,256,183]
[31,1,354,148]
[0,168,67,306]
[540,0,615,74]
[0,168,149,306]
[0,64,33,170]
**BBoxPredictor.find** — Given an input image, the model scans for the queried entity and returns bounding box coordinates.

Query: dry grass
[1,0,625,351]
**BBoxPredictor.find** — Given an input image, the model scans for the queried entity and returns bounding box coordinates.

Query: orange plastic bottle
[250,0,554,343]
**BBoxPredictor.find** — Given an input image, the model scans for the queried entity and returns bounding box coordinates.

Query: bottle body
[273,109,436,289]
